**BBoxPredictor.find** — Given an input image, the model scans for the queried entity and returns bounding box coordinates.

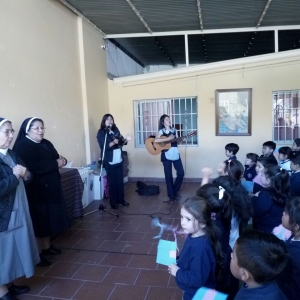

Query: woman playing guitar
[155,114,184,201]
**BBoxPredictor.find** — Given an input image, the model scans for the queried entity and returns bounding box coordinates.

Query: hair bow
[219,186,225,199]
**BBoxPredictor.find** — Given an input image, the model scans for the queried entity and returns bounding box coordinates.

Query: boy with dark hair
[230,229,288,300]
[244,153,259,181]
[278,146,293,172]
[292,138,300,157]
[225,143,239,161]
[260,141,277,165]
[290,155,300,197]
[278,197,300,300]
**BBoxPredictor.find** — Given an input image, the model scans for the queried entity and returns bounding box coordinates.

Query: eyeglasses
[31,127,46,132]
[0,129,15,136]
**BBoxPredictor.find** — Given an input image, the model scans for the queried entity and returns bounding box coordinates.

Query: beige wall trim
[114,49,300,84]
[78,17,91,164]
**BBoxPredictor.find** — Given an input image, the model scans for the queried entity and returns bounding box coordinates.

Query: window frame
[134,97,198,148]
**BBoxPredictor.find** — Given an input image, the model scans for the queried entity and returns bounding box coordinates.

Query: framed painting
[215,88,252,136]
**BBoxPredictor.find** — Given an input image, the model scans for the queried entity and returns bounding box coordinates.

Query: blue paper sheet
[156,239,177,266]
[192,287,228,300]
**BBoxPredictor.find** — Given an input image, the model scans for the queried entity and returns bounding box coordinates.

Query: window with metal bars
[134,97,198,148]
[273,90,300,143]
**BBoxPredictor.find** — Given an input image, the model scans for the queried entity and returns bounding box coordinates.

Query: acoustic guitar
[145,131,197,155]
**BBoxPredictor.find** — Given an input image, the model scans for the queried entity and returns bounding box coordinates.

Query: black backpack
[136,181,160,196]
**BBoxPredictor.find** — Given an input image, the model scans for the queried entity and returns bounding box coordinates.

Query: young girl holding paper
[168,196,222,300]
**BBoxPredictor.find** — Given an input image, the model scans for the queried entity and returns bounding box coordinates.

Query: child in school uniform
[197,182,239,300]
[290,154,300,197]
[277,197,300,300]
[168,196,221,300]
[244,153,259,181]
[213,176,251,250]
[231,229,288,300]
[225,143,239,161]
[252,156,277,192]
[278,146,293,172]
[292,138,300,157]
[251,165,290,233]
[260,141,278,166]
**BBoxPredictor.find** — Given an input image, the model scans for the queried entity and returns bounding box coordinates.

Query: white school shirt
[279,160,291,172]
[159,128,179,161]
[108,132,122,165]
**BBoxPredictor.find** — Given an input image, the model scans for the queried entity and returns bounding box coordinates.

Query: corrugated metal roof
[64,0,300,67]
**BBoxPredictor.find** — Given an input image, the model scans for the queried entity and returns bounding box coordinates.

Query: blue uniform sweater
[277,236,300,300]
[175,235,216,300]
[251,189,285,233]
[290,172,300,197]
[234,282,287,300]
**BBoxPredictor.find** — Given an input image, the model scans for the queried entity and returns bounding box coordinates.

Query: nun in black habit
[13,117,70,267]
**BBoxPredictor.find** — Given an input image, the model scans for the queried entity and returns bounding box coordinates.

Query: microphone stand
[84,127,119,217]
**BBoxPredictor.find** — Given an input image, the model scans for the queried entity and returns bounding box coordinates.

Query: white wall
[0,0,108,166]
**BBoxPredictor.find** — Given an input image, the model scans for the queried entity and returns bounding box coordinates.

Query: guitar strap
[161,128,177,148]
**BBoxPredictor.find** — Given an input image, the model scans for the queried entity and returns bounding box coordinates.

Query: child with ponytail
[168,196,222,300]
[197,184,238,299]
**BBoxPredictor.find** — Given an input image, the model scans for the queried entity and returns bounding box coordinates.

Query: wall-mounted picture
[215,88,252,136]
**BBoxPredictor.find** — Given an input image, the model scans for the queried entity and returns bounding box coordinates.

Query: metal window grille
[134,97,198,148]
[273,90,300,143]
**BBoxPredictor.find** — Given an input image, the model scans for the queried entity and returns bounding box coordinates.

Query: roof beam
[59,0,106,36]
[125,0,153,34]
[256,0,273,28]
[106,25,300,39]
[109,39,145,67]
[196,0,204,31]
[153,37,175,66]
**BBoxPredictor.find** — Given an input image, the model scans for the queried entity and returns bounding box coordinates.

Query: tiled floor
[16,181,200,300]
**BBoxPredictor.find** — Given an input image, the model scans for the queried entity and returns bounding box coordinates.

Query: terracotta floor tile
[73,221,100,230]
[44,261,83,278]
[110,216,135,224]
[122,241,152,255]
[72,238,104,251]
[114,223,140,232]
[72,250,107,264]
[97,231,123,241]
[102,266,140,284]
[73,229,101,239]
[14,275,54,295]
[15,182,199,299]
[40,278,83,298]
[146,286,182,300]
[118,232,145,242]
[19,295,52,300]
[48,248,81,262]
[93,222,119,231]
[100,253,132,267]
[108,284,149,300]
[54,236,82,248]
[72,264,111,281]
[135,269,170,287]
[72,281,115,300]
[127,255,157,269]
[97,240,128,252]
[168,276,178,288]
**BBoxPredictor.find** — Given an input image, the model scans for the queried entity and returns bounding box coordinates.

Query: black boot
[110,199,118,209]
[37,253,51,267]
[8,283,30,296]
[0,292,18,300]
